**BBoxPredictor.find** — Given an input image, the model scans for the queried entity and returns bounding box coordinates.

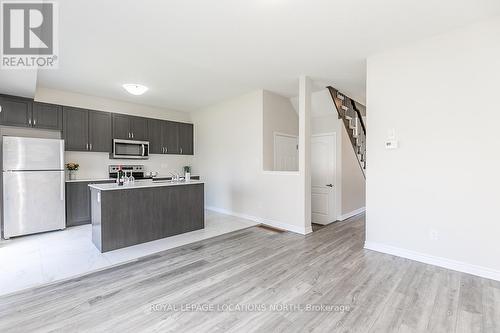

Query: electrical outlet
[429,229,439,241]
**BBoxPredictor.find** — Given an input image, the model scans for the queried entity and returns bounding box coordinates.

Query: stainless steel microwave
[111,139,149,159]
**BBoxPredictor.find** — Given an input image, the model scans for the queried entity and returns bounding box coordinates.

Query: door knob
[326,184,334,187]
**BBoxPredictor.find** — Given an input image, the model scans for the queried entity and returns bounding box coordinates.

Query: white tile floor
[0,210,259,296]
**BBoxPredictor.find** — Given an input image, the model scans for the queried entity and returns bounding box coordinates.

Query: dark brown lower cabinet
[91,183,204,252]
[65,180,115,227]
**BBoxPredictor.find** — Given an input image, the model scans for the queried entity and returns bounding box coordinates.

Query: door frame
[311,132,341,222]
[273,132,299,171]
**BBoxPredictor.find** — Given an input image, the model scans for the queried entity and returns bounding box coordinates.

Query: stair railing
[326,86,366,178]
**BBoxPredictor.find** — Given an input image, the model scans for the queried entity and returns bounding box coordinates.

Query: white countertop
[66,178,115,183]
[66,175,196,183]
[88,180,204,191]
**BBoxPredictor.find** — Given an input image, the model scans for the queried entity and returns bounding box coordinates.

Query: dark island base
[91,183,204,252]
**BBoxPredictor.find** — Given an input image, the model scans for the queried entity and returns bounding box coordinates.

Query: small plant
[65,162,80,171]
[183,165,191,174]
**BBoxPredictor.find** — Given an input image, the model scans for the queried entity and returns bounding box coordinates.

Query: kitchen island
[89,180,204,252]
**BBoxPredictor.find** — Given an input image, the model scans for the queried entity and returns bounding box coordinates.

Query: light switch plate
[387,128,396,139]
[385,140,398,149]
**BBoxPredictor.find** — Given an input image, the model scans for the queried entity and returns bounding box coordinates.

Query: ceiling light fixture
[122,83,148,96]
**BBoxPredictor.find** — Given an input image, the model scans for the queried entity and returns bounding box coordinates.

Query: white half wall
[366,17,500,280]
[192,89,310,234]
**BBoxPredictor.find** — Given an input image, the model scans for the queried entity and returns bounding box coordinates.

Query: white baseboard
[205,206,312,235]
[205,206,261,224]
[364,241,500,282]
[338,207,365,221]
[260,218,313,235]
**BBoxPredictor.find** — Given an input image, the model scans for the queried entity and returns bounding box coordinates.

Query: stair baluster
[327,86,366,178]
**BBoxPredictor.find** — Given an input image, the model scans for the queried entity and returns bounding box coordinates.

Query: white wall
[366,18,500,280]
[262,91,299,171]
[33,87,194,179]
[192,90,310,234]
[340,125,365,216]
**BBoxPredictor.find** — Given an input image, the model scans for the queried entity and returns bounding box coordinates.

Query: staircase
[327,86,366,178]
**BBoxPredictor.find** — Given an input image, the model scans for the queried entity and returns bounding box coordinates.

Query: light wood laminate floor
[1,214,499,332]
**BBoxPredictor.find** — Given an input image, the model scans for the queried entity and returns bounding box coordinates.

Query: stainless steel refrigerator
[2,136,65,239]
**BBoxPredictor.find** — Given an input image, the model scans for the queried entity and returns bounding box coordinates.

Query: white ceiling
[4,0,500,111]
[0,70,37,98]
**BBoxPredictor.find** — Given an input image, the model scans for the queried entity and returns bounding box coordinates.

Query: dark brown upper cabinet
[112,114,148,141]
[178,122,194,155]
[130,116,148,141]
[32,102,62,130]
[63,107,111,152]
[163,121,180,154]
[63,107,89,151]
[88,111,112,152]
[0,95,33,127]
[112,114,131,140]
[147,119,177,155]
[1,93,193,156]
[148,120,193,155]
[147,118,163,154]
[0,95,62,130]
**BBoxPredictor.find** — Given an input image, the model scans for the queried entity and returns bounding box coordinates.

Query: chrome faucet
[170,171,182,181]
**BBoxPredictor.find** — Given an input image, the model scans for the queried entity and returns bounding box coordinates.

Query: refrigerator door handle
[60,172,65,201]
[60,141,64,169]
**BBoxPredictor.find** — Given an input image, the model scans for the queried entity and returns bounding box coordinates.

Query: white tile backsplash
[64,151,194,179]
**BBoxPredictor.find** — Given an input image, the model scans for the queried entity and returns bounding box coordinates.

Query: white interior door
[311,134,337,225]
[274,133,298,171]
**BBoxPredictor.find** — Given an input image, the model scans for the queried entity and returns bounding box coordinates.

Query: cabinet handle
[180,147,183,154]
[86,143,89,150]
[90,143,92,151]
[162,147,164,154]
[28,118,32,126]
[132,132,134,138]
[128,132,130,138]
[33,118,37,126]
[165,147,168,154]
[0,105,2,113]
